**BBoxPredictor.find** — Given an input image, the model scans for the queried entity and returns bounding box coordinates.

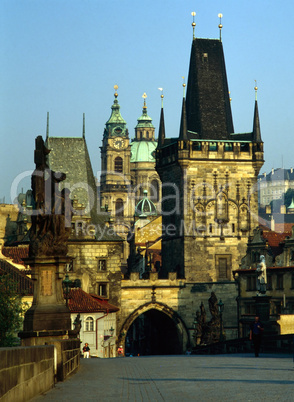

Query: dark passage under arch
[125,309,181,356]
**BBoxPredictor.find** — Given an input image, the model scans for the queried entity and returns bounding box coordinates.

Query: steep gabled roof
[46,136,123,242]
[46,137,97,213]
[67,288,119,313]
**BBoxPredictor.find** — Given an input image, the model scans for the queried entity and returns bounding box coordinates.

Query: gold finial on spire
[114,84,119,98]
[182,77,186,98]
[254,80,258,101]
[158,88,164,107]
[191,11,196,39]
[229,91,232,103]
[142,92,147,108]
[218,13,223,41]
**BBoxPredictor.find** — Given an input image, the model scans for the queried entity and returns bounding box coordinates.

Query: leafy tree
[0,274,28,347]
[284,188,294,208]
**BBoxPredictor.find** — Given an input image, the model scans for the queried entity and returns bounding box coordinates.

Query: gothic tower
[156,30,264,281]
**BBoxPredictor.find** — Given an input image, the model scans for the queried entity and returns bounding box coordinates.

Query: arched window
[85,316,94,331]
[114,157,123,173]
[151,180,159,202]
[116,198,124,217]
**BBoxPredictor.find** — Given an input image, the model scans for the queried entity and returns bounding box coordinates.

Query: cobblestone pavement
[32,354,294,402]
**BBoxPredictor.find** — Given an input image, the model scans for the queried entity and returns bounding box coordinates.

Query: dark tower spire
[253,84,262,142]
[178,80,188,140]
[186,38,234,140]
[158,90,166,147]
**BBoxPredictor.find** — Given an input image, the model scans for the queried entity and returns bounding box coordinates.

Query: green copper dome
[135,190,157,218]
[131,140,157,163]
[135,106,154,129]
[104,89,128,137]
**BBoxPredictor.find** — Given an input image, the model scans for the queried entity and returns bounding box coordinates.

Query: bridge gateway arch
[118,300,190,356]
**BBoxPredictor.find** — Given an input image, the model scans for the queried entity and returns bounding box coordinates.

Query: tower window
[98,283,107,297]
[216,254,231,280]
[98,259,107,271]
[114,157,123,173]
[116,198,124,217]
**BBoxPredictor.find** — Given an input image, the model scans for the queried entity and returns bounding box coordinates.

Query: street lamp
[63,273,71,307]
[217,299,224,342]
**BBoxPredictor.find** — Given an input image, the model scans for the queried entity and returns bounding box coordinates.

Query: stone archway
[119,302,190,355]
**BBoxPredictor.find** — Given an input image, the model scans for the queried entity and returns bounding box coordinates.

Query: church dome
[131,140,157,163]
[135,190,157,218]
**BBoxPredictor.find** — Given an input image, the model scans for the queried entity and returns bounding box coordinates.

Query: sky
[0,0,293,203]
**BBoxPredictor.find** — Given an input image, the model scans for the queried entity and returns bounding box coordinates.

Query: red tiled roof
[2,246,29,265]
[262,231,291,247]
[90,293,119,313]
[67,288,119,313]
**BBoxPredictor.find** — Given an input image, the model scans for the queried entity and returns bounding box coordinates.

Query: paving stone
[32,354,294,401]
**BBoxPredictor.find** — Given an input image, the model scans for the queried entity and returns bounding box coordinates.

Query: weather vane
[218,13,223,41]
[191,11,196,39]
[254,80,258,101]
[158,88,164,107]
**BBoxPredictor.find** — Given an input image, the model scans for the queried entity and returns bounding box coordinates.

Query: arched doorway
[120,303,189,356]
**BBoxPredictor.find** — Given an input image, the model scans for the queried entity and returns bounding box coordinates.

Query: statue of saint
[29,136,72,257]
[256,255,267,295]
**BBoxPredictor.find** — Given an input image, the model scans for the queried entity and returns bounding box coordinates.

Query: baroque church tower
[100,87,161,262]
[156,21,264,281]
[131,93,161,207]
[100,86,132,225]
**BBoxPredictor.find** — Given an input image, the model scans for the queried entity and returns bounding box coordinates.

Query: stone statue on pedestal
[29,136,72,257]
[256,255,267,295]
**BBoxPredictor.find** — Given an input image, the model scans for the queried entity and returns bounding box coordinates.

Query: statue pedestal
[19,256,72,342]
[253,295,271,322]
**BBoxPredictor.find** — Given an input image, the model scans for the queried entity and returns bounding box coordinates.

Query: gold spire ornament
[218,13,223,41]
[191,11,196,39]
[182,76,186,98]
[158,88,164,107]
[254,80,258,101]
[142,92,147,108]
[114,84,119,98]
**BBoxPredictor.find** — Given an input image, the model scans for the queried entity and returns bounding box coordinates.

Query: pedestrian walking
[83,343,90,358]
[117,345,124,357]
[249,316,264,357]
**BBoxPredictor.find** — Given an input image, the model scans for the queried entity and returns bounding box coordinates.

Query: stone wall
[67,240,123,306]
[0,340,80,401]
[0,345,54,402]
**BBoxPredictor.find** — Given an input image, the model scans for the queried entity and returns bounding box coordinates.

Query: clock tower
[100,85,132,245]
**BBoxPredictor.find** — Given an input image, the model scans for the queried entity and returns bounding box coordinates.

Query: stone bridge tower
[156,36,264,282]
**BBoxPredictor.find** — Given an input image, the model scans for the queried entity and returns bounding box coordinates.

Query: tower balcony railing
[157,139,263,166]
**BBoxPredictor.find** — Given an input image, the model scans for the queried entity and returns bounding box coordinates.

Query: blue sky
[1,0,293,202]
